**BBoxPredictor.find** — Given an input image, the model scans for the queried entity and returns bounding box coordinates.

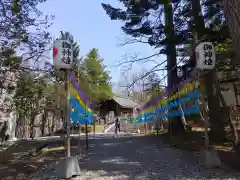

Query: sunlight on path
[73,135,239,180]
[31,134,240,180]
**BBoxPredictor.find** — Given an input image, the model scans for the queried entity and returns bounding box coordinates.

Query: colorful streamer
[135,89,199,123]
[68,72,94,125]
[68,71,93,110]
[140,80,197,113]
[136,81,198,118]
[70,96,94,118]
[71,110,92,125]
[70,83,93,114]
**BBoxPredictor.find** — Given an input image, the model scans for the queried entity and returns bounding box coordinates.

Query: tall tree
[221,0,240,67]
[0,0,53,139]
[80,48,113,105]
[102,0,188,135]
[179,0,229,141]
[0,0,53,63]
[13,72,46,138]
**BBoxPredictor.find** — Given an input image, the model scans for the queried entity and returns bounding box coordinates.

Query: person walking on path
[114,116,120,138]
[118,117,120,132]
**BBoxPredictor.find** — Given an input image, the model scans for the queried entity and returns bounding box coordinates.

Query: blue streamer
[70,96,94,119]
[70,111,92,125]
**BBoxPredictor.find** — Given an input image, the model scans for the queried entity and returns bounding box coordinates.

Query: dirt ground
[0,137,86,180]
[1,131,240,179]
[152,129,240,172]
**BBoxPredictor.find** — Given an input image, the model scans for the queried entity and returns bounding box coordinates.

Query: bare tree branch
[116,35,150,47]
[117,53,161,73]
[122,59,167,90]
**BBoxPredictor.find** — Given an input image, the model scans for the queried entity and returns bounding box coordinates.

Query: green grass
[41,146,65,153]
[148,129,168,135]
[94,124,105,132]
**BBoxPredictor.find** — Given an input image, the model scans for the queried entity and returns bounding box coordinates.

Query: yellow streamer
[70,83,93,113]
[136,81,198,118]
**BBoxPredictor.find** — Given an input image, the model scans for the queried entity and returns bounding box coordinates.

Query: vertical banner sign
[52,40,73,157]
[195,42,216,70]
[52,40,81,178]
[53,40,73,69]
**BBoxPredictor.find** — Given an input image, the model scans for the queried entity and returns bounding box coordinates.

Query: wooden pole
[198,97,209,150]
[65,70,71,157]
[78,124,81,156]
[93,118,96,139]
[85,122,88,150]
[144,123,146,135]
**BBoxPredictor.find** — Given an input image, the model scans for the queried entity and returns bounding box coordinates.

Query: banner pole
[65,70,71,157]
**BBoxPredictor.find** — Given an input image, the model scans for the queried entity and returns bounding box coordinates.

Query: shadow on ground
[77,135,240,180]
[0,137,87,180]
[154,131,240,173]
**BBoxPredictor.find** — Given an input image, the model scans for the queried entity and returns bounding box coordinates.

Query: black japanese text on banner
[195,42,216,70]
[53,40,73,69]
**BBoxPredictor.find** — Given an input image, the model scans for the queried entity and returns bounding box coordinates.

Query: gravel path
[33,134,240,180]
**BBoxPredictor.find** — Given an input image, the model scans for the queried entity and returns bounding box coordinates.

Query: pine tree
[80,49,113,104]
[102,0,188,135]
[179,0,229,141]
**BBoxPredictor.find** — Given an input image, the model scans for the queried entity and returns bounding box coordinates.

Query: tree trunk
[164,1,185,135]
[164,1,178,88]
[0,121,7,143]
[30,112,36,140]
[222,0,240,66]
[15,114,24,139]
[41,111,47,136]
[191,0,226,142]
[229,107,239,149]
[215,78,238,146]
[204,72,226,142]
[51,115,55,135]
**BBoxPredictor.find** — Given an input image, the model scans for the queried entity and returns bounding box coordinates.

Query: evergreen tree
[102,0,187,134]
[80,48,113,104]
[0,0,53,63]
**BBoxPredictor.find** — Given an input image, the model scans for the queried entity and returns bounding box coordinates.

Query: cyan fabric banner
[155,90,199,113]
[158,105,199,118]
[70,111,92,125]
[70,96,94,119]
[68,71,93,109]
[135,104,199,123]
[135,90,199,123]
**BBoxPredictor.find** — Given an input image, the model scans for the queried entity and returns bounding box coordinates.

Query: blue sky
[37,0,166,92]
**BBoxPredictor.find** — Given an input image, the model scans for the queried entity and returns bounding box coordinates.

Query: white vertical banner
[195,42,216,70]
[53,40,73,69]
